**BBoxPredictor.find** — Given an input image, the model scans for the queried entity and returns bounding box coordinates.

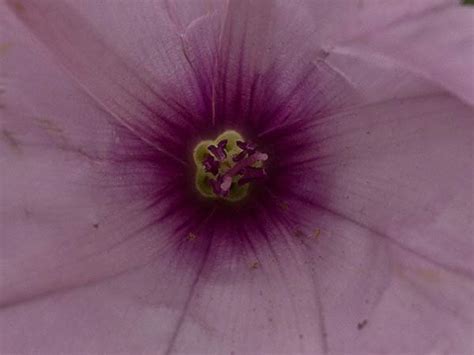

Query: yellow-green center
[193,130,267,202]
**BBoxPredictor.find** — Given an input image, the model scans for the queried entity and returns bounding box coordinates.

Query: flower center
[193,130,268,201]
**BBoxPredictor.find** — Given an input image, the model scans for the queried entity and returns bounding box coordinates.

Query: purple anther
[233,140,257,162]
[202,154,219,175]
[232,151,247,162]
[208,139,228,161]
[237,141,257,153]
[204,137,267,199]
[238,167,267,186]
[209,178,221,196]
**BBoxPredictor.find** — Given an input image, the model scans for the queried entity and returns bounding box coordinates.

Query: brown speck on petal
[294,229,306,238]
[186,232,197,241]
[11,1,25,13]
[23,207,32,219]
[250,261,259,270]
[0,87,6,109]
[1,129,21,153]
[357,319,368,330]
[35,117,64,134]
[278,201,289,211]
[0,42,13,55]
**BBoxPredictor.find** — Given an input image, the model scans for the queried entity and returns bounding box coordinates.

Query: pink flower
[1,0,473,354]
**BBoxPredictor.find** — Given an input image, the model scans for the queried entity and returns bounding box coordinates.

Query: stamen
[208,139,228,161]
[233,141,257,162]
[237,141,257,154]
[238,166,267,186]
[193,130,268,201]
[202,155,219,175]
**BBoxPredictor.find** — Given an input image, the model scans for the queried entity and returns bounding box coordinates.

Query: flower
[1,0,473,354]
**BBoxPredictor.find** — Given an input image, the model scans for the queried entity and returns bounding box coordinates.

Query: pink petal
[2,205,470,354]
[291,208,472,354]
[354,244,474,354]
[4,0,211,159]
[0,3,179,306]
[319,48,442,104]
[302,94,473,277]
[302,0,458,44]
[0,243,211,354]
[0,209,386,354]
[332,6,474,105]
[217,0,339,116]
[2,1,472,354]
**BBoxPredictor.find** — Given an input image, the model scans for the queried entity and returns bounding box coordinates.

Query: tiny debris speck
[250,261,260,270]
[357,319,368,330]
[187,232,197,241]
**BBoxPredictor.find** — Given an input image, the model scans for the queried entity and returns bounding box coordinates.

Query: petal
[355,243,474,354]
[292,206,473,354]
[212,0,460,123]
[0,240,210,354]
[332,6,474,105]
[2,205,470,354]
[160,233,329,354]
[5,0,213,160]
[299,94,473,277]
[163,0,226,33]
[318,48,442,104]
[2,2,472,355]
[0,4,178,306]
[216,0,336,120]
[301,0,458,44]
[0,212,385,354]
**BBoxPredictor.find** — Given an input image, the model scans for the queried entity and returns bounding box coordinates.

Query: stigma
[193,130,268,201]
